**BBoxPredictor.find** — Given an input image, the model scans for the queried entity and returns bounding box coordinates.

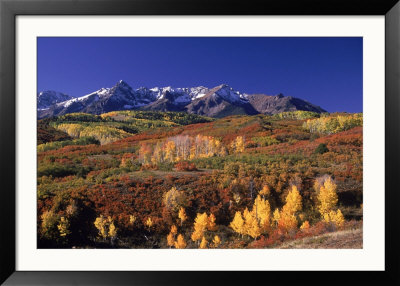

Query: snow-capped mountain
[37,91,74,110]
[37,80,326,118]
[184,84,258,118]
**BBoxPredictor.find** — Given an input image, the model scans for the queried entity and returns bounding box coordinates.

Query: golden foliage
[212,235,221,248]
[207,213,217,231]
[94,215,117,239]
[174,234,187,249]
[243,210,261,239]
[277,185,303,232]
[145,217,154,230]
[41,210,59,238]
[230,211,245,236]
[230,136,245,153]
[191,213,209,242]
[178,207,187,226]
[164,140,176,162]
[199,236,208,249]
[230,196,271,239]
[282,185,302,215]
[323,209,345,228]
[317,177,338,216]
[272,208,281,227]
[300,220,310,230]
[303,113,363,134]
[170,225,178,235]
[253,195,271,232]
[54,123,130,144]
[129,215,136,225]
[167,232,175,248]
[277,212,298,231]
[109,222,117,238]
[57,216,70,237]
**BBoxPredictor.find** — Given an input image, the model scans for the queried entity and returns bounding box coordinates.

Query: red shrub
[175,161,198,171]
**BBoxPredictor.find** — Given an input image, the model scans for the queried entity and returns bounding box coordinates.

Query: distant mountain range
[37,80,326,118]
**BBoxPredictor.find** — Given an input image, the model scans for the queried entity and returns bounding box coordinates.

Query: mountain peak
[115,80,131,89]
[210,84,247,103]
[37,83,327,119]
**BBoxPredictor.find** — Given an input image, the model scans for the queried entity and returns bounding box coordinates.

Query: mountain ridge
[37,80,327,118]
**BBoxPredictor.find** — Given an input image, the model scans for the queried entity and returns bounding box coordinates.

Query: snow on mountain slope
[37,80,326,118]
[37,91,74,110]
[207,84,247,103]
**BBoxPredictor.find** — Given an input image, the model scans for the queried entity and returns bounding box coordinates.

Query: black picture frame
[1,0,399,285]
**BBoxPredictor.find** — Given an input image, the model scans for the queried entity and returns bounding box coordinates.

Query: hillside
[247,93,326,114]
[37,110,363,249]
[278,225,362,249]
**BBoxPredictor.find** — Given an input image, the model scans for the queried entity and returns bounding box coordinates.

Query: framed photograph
[1,0,399,284]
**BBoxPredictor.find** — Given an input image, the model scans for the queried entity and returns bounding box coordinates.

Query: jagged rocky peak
[37,82,327,119]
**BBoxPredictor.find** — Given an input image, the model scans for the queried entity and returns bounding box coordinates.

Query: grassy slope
[278,227,363,249]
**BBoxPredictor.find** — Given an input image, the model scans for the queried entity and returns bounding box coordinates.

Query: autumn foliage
[37,111,362,249]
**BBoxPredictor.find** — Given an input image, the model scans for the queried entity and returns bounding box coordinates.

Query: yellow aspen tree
[199,236,208,249]
[254,195,271,232]
[317,177,338,216]
[235,136,245,153]
[324,209,345,228]
[94,215,117,241]
[41,210,59,239]
[212,235,221,248]
[191,213,208,243]
[282,185,302,215]
[333,209,345,227]
[129,215,136,225]
[167,232,175,248]
[278,186,303,232]
[278,212,298,231]
[242,208,251,235]
[165,141,176,162]
[272,208,281,227]
[174,234,187,249]
[170,225,178,235]
[244,210,261,239]
[230,211,245,237]
[230,136,245,153]
[207,213,217,231]
[146,217,154,230]
[178,207,187,226]
[57,216,70,237]
[152,142,164,164]
[189,145,196,160]
[94,215,108,239]
[109,222,117,238]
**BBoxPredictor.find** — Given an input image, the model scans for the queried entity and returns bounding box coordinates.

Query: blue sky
[37,37,362,112]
